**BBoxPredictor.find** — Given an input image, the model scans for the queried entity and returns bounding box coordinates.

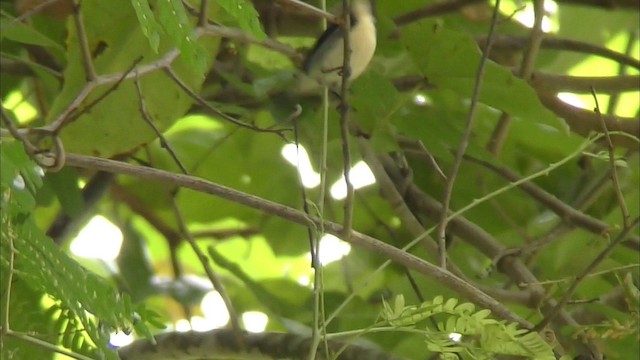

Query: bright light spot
[201,291,230,328]
[241,174,251,184]
[313,234,351,265]
[12,175,25,190]
[34,166,45,177]
[297,275,311,286]
[70,216,123,261]
[191,315,216,332]
[4,91,37,123]
[330,161,376,200]
[281,144,321,188]
[242,311,268,333]
[414,94,431,106]
[449,332,462,342]
[510,0,557,33]
[558,92,586,108]
[110,332,134,347]
[545,0,558,13]
[535,210,558,225]
[175,319,191,332]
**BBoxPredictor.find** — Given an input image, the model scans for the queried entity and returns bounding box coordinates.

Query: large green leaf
[400,20,563,131]
[217,0,266,40]
[47,0,218,157]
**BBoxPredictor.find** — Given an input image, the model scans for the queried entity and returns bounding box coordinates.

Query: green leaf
[351,72,405,153]
[48,0,218,157]
[207,245,308,316]
[0,278,55,360]
[1,217,114,359]
[0,214,156,359]
[0,16,64,51]
[400,20,562,131]
[217,0,267,40]
[156,0,208,73]
[130,0,163,52]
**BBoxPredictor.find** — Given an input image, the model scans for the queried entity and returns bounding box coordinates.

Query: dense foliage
[1,0,638,359]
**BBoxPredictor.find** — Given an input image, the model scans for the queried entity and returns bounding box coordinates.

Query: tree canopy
[1,0,638,359]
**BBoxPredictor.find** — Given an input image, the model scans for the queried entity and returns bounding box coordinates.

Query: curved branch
[462,154,640,251]
[481,36,640,70]
[374,148,598,335]
[530,73,640,93]
[393,0,485,27]
[63,153,531,328]
[553,0,640,9]
[536,91,640,149]
[117,329,405,360]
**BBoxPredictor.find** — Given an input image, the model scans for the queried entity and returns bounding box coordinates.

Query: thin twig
[360,141,474,279]
[63,153,532,328]
[3,0,66,28]
[5,331,95,360]
[168,195,244,343]
[487,0,545,156]
[2,228,15,332]
[413,140,447,180]
[142,146,195,321]
[191,227,260,239]
[197,0,209,27]
[437,0,503,268]
[533,217,640,331]
[134,71,189,174]
[519,0,545,79]
[1,104,64,170]
[72,2,97,81]
[463,154,617,237]
[446,135,620,233]
[523,264,640,286]
[163,67,289,137]
[47,58,143,133]
[276,0,340,24]
[204,24,302,63]
[393,0,485,26]
[310,2,330,359]
[1,104,39,155]
[339,0,355,240]
[293,122,319,269]
[591,87,630,228]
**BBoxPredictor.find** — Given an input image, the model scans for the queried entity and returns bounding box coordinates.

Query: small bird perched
[298,0,377,93]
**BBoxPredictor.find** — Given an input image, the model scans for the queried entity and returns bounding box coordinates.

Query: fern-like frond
[0,142,157,359]
[381,295,556,359]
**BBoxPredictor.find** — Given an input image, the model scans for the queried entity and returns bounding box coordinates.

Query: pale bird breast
[318,15,376,82]
[297,12,377,94]
[347,14,377,80]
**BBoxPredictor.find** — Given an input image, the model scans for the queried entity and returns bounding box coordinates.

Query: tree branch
[537,91,640,149]
[530,73,639,94]
[63,153,531,328]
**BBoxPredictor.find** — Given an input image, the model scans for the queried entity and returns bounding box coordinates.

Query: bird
[297,0,377,94]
